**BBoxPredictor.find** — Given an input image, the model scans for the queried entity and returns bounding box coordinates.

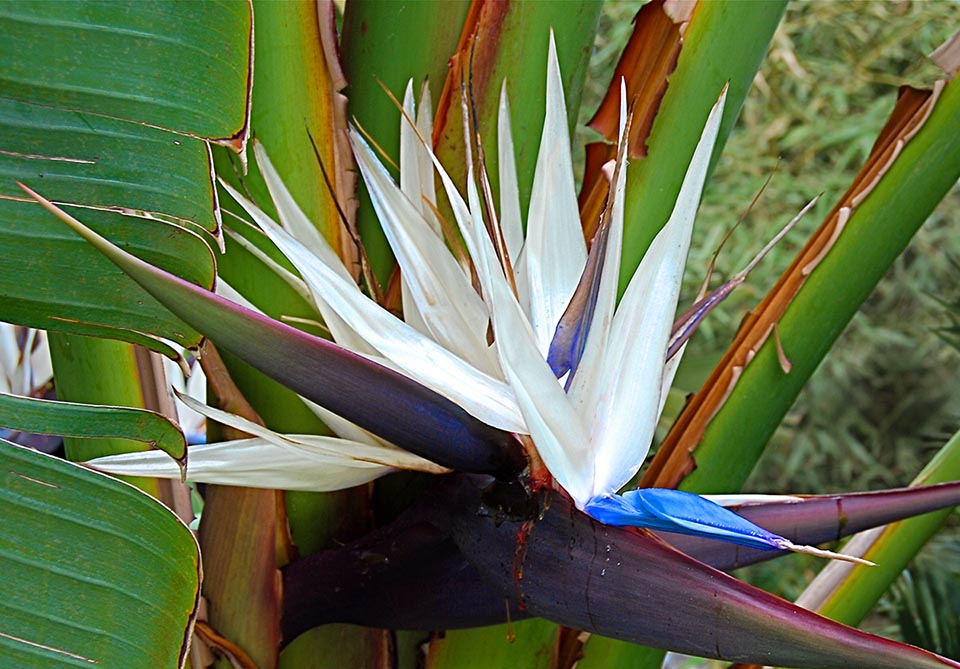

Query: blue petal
[584,489,786,551]
[546,216,612,381]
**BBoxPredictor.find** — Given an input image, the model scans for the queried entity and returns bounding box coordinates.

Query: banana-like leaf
[22,187,526,478]
[0,391,186,471]
[0,438,200,668]
[0,0,251,141]
[282,479,960,634]
[0,0,251,354]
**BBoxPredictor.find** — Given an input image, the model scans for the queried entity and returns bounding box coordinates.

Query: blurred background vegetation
[580,0,959,658]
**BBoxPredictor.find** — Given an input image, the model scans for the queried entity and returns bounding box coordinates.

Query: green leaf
[0,0,249,354]
[0,97,220,232]
[340,0,472,284]
[682,78,960,494]
[618,0,787,290]
[0,439,200,668]
[0,201,214,356]
[0,391,186,469]
[46,334,166,497]
[425,620,558,669]
[0,0,251,140]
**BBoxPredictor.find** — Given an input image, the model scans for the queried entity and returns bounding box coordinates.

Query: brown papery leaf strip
[641,83,943,490]
[317,1,361,279]
[432,0,508,152]
[579,0,688,241]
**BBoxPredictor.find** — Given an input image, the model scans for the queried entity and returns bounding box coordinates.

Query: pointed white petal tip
[775,538,877,566]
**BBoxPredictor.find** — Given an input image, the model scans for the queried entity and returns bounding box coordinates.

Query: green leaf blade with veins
[0,439,200,669]
[0,200,213,356]
[0,97,221,232]
[0,0,249,353]
[0,0,252,140]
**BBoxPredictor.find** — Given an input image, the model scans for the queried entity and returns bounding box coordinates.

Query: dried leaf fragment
[579,0,690,240]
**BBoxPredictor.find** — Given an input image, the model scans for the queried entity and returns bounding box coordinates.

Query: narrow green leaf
[0,391,186,468]
[0,393,187,464]
[0,97,220,232]
[0,439,200,669]
[45,334,167,497]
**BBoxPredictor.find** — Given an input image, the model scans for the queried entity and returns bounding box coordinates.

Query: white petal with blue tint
[352,129,498,375]
[585,489,788,549]
[583,89,727,499]
[585,489,872,564]
[522,33,587,355]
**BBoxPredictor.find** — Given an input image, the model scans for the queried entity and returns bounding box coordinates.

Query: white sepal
[255,141,356,285]
[466,173,594,507]
[86,438,395,492]
[585,87,728,498]
[351,129,498,375]
[497,83,525,277]
[176,392,445,472]
[399,82,432,338]
[219,178,375,356]
[224,174,523,432]
[522,32,587,355]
